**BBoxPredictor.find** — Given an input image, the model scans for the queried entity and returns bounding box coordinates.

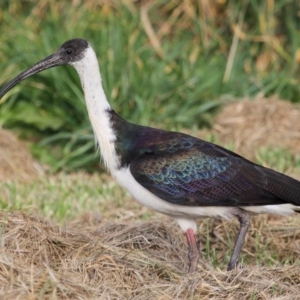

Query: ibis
[1,38,300,273]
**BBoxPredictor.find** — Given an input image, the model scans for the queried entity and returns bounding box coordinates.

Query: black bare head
[57,38,89,64]
[0,38,89,99]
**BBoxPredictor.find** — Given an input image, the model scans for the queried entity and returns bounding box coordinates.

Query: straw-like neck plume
[71,46,118,172]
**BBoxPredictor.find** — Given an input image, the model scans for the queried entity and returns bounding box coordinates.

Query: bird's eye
[66,49,72,54]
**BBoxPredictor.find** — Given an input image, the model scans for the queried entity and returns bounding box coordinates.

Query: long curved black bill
[0,53,61,99]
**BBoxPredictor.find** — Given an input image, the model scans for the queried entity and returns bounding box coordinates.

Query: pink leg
[185,228,200,273]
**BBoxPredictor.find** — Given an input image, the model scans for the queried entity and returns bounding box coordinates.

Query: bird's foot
[227,259,239,271]
[185,228,200,273]
[227,208,250,271]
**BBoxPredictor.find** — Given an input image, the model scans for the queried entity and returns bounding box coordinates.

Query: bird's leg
[185,228,200,273]
[227,209,250,271]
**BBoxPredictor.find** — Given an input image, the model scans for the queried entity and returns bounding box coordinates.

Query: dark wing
[130,136,300,206]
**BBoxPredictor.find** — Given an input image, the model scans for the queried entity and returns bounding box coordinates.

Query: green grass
[0,173,128,222]
[0,0,299,171]
[256,147,300,172]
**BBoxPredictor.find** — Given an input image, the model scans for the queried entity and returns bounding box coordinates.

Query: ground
[0,96,300,299]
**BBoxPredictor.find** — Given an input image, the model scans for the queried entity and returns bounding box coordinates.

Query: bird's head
[0,38,89,99]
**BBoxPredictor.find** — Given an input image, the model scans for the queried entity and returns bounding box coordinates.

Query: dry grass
[212,95,300,161]
[0,129,44,182]
[0,211,300,299]
[1,97,300,299]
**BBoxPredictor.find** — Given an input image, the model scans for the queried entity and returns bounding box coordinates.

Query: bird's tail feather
[263,167,300,205]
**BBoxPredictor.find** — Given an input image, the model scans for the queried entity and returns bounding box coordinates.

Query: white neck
[71,46,119,172]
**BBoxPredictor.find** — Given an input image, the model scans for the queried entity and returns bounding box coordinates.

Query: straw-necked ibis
[1,39,300,273]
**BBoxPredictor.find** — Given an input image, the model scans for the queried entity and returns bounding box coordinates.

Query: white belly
[112,167,299,231]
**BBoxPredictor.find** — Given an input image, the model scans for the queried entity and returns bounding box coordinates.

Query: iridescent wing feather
[130,136,298,206]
